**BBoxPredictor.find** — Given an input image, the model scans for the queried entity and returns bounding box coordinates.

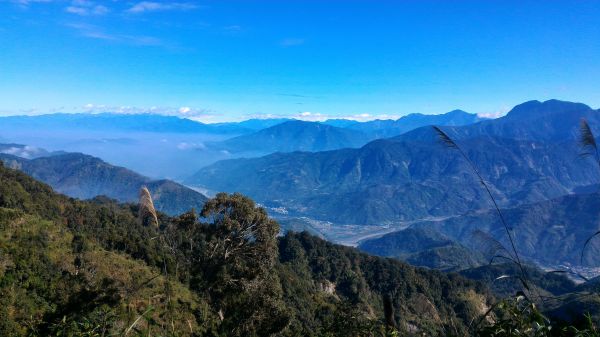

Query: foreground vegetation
[0,161,498,336]
[1,152,600,335]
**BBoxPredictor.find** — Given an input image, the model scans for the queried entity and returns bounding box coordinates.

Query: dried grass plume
[139,186,158,227]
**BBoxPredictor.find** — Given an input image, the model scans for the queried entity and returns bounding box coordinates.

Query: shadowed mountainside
[187,100,600,227]
[358,227,486,271]
[406,191,600,267]
[0,151,207,215]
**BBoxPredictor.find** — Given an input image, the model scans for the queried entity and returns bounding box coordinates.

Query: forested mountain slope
[189,136,597,225]
[188,100,600,226]
[406,191,600,267]
[0,161,493,336]
[0,151,207,215]
[358,227,486,271]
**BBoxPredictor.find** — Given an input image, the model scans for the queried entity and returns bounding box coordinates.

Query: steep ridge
[393,99,599,143]
[188,100,600,226]
[0,152,207,215]
[189,136,597,225]
[406,191,600,267]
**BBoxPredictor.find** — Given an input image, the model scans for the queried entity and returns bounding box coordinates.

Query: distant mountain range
[187,100,600,229]
[0,150,207,215]
[393,100,599,143]
[321,119,361,128]
[0,113,251,134]
[0,110,489,178]
[212,118,293,131]
[0,109,483,139]
[347,109,484,138]
[206,110,484,155]
[207,120,371,154]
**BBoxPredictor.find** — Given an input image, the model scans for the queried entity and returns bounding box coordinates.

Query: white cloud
[0,145,46,159]
[244,111,402,122]
[65,6,88,15]
[61,0,108,15]
[79,104,217,121]
[177,142,205,150]
[477,107,509,119]
[127,1,199,13]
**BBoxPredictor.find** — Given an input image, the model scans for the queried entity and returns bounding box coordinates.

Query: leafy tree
[196,193,289,336]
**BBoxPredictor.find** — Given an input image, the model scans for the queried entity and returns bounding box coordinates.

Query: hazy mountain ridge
[207,120,371,154]
[0,151,207,215]
[187,100,600,226]
[0,113,251,134]
[0,109,489,178]
[212,118,293,131]
[207,110,485,154]
[348,109,485,138]
[188,136,597,225]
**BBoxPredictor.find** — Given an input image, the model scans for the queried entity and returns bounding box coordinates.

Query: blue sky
[0,0,599,122]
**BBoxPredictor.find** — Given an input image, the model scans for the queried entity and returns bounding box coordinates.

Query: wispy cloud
[245,111,402,122]
[277,93,323,99]
[66,22,116,40]
[280,38,305,47]
[126,1,199,14]
[222,25,243,35]
[65,0,109,16]
[65,22,168,47]
[11,0,55,6]
[224,25,241,32]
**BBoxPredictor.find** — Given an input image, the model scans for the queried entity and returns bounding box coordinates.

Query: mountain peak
[445,109,472,116]
[506,99,592,120]
[209,119,369,154]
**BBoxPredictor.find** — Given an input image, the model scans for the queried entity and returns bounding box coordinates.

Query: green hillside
[0,161,493,336]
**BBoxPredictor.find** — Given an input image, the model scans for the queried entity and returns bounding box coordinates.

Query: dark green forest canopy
[0,161,496,336]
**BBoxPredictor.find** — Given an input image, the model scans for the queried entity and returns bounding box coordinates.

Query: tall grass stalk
[432,126,530,292]
[579,118,600,263]
[139,186,159,227]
